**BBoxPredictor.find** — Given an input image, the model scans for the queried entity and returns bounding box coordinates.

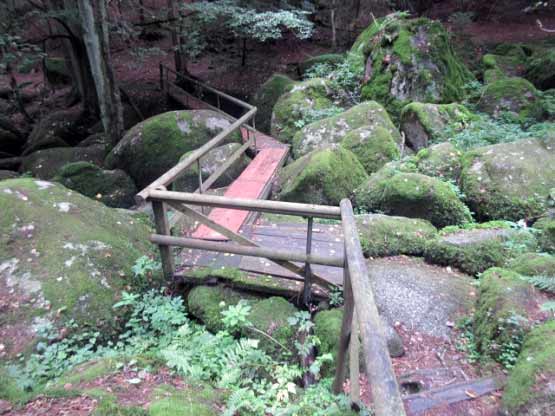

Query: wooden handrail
[339,199,407,416]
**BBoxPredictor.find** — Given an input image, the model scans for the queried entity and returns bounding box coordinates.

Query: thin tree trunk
[167,0,187,74]
[331,0,337,49]
[77,0,124,147]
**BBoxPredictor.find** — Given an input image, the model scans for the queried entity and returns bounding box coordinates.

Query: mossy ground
[507,253,555,276]
[313,308,342,376]
[534,216,555,253]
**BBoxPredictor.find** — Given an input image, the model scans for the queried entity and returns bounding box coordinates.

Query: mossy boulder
[105,110,240,188]
[356,214,437,257]
[270,78,339,144]
[460,138,555,221]
[526,49,555,90]
[55,162,137,208]
[247,297,298,356]
[400,102,475,150]
[252,74,296,134]
[187,285,251,333]
[353,15,474,119]
[473,268,535,362]
[478,77,545,121]
[534,214,555,253]
[502,321,555,416]
[292,101,401,159]
[299,53,344,75]
[175,143,250,192]
[354,169,472,228]
[0,170,18,181]
[507,253,555,276]
[412,142,464,182]
[277,146,368,205]
[0,178,158,360]
[21,145,106,180]
[481,50,526,82]
[423,225,537,276]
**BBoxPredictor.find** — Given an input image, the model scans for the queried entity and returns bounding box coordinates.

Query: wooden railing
[136,69,407,416]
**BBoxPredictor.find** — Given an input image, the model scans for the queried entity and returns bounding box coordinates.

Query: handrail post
[152,200,174,281]
[349,311,361,406]
[302,217,314,306]
[197,159,206,215]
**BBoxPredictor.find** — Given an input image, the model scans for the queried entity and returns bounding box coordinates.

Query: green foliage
[329,286,344,307]
[131,256,162,290]
[305,58,364,104]
[293,105,344,130]
[525,275,555,294]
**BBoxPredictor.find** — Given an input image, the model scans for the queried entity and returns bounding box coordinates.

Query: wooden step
[192,147,289,240]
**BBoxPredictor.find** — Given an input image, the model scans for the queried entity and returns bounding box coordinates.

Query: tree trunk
[167,0,187,74]
[77,0,124,147]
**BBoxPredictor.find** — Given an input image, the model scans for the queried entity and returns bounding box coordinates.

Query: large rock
[292,100,401,160]
[276,146,368,205]
[354,169,472,228]
[507,253,555,276]
[21,145,106,180]
[175,143,250,192]
[0,129,24,156]
[55,162,137,208]
[0,178,158,360]
[534,214,555,253]
[502,321,555,416]
[525,48,555,90]
[252,74,296,134]
[412,142,463,182]
[353,15,474,118]
[0,170,18,181]
[270,78,339,144]
[460,138,555,221]
[105,110,240,189]
[478,77,545,121]
[400,102,475,150]
[356,214,437,257]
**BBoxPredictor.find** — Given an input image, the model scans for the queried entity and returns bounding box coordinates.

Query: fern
[526,275,555,293]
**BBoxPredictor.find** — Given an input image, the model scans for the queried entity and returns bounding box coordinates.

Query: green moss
[526,49,555,90]
[439,220,513,235]
[354,170,472,228]
[149,384,219,416]
[356,214,437,257]
[252,74,296,134]
[0,366,28,403]
[392,28,414,65]
[278,147,368,205]
[502,321,555,413]
[53,358,118,387]
[473,268,532,361]
[507,253,555,276]
[313,309,343,376]
[247,297,298,356]
[93,397,148,416]
[534,216,555,253]
[341,126,400,174]
[299,54,344,75]
[413,143,463,182]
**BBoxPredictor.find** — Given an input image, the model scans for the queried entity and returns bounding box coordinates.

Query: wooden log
[151,201,174,280]
[350,310,361,406]
[150,234,345,268]
[340,198,406,416]
[147,190,342,219]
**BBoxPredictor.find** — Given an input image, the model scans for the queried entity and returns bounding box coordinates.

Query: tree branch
[537,19,555,33]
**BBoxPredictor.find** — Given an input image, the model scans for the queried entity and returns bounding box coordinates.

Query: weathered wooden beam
[150,234,345,268]
[349,310,361,406]
[152,201,174,280]
[340,198,406,416]
[147,190,342,219]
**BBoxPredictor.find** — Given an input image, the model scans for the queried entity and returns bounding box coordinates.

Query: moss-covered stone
[478,77,545,121]
[270,78,339,144]
[534,214,555,253]
[292,101,401,159]
[105,110,240,188]
[313,308,342,376]
[413,142,463,182]
[400,102,476,150]
[299,53,344,75]
[187,285,250,333]
[55,162,137,208]
[353,15,474,119]
[0,178,158,359]
[277,146,368,205]
[247,297,298,356]
[0,170,18,181]
[507,253,555,276]
[502,321,555,415]
[356,213,437,257]
[174,143,250,192]
[481,51,526,82]
[252,74,296,134]
[21,145,106,180]
[473,268,534,362]
[423,226,537,276]
[460,138,555,221]
[354,169,472,228]
[526,49,555,90]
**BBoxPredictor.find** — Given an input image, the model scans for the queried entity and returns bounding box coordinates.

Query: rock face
[502,321,555,416]
[534,214,555,253]
[400,102,474,150]
[412,142,463,182]
[355,169,472,228]
[292,101,402,161]
[478,77,544,121]
[277,146,368,205]
[460,138,555,221]
[105,110,240,189]
[175,143,250,192]
[474,268,536,362]
[0,178,157,359]
[252,74,296,134]
[356,214,437,257]
[270,78,339,144]
[21,145,106,180]
[352,15,473,118]
[55,162,137,208]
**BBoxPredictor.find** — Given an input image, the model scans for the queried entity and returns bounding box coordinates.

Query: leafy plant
[329,286,344,307]
[527,275,555,294]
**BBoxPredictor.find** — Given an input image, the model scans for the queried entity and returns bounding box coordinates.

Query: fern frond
[526,275,555,293]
